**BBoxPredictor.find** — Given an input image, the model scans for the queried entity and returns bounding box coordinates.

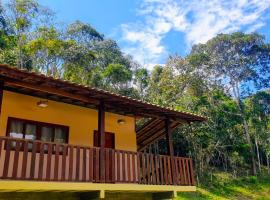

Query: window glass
[25,124,37,140]
[41,127,54,142]
[9,121,23,139]
[54,128,67,143]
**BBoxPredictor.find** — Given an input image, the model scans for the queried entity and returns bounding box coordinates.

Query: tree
[188,32,270,175]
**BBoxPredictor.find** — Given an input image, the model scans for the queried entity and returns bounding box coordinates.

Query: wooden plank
[185,159,191,185]
[163,156,168,185]
[189,159,195,186]
[178,158,184,185]
[181,158,187,185]
[152,154,157,184]
[75,146,80,181]
[54,144,60,181]
[3,139,11,178]
[89,148,93,182]
[95,148,100,182]
[159,156,164,185]
[127,152,131,183]
[174,157,179,185]
[38,142,45,180]
[21,141,28,179]
[12,140,20,179]
[105,149,109,182]
[122,151,126,182]
[61,145,67,181]
[30,141,37,179]
[147,154,150,184]
[68,145,73,181]
[167,156,172,185]
[111,149,115,182]
[116,150,120,182]
[82,147,87,182]
[155,155,160,185]
[141,153,146,184]
[137,153,141,184]
[132,152,136,183]
[46,143,52,181]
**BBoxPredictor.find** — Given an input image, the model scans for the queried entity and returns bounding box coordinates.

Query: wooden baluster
[38,142,45,180]
[142,153,146,184]
[163,156,168,185]
[147,154,151,184]
[155,155,160,185]
[122,151,126,182]
[111,149,115,183]
[136,152,141,184]
[127,152,131,183]
[68,145,73,181]
[132,152,136,183]
[167,156,172,185]
[178,158,183,185]
[21,140,28,179]
[46,143,52,181]
[54,144,60,181]
[61,145,67,181]
[185,159,191,185]
[150,154,156,184]
[105,149,109,183]
[3,138,11,178]
[30,141,37,179]
[159,156,164,185]
[12,140,20,179]
[95,148,100,182]
[116,150,120,182]
[189,159,195,186]
[75,146,80,181]
[89,148,93,182]
[181,158,187,185]
[174,157,179,185]
[0,138,2,160]
[82,147,87,182]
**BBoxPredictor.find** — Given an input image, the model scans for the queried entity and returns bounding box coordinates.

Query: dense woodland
[1,0,270,184]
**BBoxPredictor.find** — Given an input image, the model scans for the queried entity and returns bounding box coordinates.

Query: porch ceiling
[0,64,206,123]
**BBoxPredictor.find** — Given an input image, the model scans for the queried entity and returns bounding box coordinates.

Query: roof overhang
[0,64,207,123]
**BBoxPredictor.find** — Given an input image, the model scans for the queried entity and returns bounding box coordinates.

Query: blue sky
[38,0,270,69]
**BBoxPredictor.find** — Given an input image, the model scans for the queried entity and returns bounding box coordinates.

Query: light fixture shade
[117,119,126,125]
[37,100,48,108]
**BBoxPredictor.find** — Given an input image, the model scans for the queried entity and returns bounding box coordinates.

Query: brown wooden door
[93,131,115,182]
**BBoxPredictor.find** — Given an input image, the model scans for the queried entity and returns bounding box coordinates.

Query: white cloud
[120,0,270,69]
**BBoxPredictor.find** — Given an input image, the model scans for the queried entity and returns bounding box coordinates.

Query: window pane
[25,124,37,140]
[9,121,23,139]
[41,127,53,142]
[54,128,67,143]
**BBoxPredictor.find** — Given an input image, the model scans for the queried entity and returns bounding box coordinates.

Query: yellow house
[0,64,206,199]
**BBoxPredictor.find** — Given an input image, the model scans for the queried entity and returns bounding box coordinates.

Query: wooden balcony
[0,137,195,186]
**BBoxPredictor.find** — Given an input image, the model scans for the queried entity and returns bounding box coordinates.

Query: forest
[0,0,270,192]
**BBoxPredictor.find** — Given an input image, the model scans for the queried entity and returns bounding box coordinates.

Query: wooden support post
[98,100,105,182]
[165,118,176,185]
[165,118,174,157]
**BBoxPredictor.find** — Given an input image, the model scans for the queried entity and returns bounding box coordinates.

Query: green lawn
[178,173,270,200]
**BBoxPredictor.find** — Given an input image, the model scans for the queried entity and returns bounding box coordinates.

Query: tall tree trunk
[255,136,261,172]
[233,84,256,175]
[267,154,270,174]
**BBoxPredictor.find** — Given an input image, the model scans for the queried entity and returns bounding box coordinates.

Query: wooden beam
[4,79,99,105]
[98,100,105,182]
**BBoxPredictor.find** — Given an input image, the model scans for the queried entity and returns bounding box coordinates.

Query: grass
[177,172,270,200]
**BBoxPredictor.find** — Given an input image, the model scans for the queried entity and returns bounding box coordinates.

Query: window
[7,118,69,144]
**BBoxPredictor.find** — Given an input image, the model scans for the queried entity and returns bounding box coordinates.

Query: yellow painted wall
[0,91,137,151]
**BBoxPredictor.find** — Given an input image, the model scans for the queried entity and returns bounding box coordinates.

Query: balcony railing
[0,137,195,186]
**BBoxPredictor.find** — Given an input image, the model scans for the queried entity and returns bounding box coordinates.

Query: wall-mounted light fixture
[117,119,126,125]
[37,100,48,108]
